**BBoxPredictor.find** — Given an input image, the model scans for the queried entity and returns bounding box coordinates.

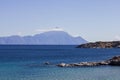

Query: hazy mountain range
[0,31,87,45]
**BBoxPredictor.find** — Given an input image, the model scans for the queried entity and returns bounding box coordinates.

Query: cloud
[17,32,23,36]
[115,35,120,40]
[35,27,64,33]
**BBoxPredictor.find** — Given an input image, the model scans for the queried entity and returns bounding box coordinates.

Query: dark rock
[108,56,120,66]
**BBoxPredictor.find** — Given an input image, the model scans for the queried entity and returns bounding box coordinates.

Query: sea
[0,45,120,80]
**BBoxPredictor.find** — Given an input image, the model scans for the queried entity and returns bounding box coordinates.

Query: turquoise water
[0,45,120,80]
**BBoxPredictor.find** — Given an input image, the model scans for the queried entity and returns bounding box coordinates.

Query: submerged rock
[44,62,50,65]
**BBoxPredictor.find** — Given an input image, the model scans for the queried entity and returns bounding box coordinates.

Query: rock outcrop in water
[57,56,120,67]
[57,61,108,67]
[77,41,120,48]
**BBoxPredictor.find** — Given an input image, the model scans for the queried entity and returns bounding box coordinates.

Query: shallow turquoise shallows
[0,45,120,80]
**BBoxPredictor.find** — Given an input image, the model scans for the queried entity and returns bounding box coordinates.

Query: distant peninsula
[77,41,120,48]
[0,31,87,45]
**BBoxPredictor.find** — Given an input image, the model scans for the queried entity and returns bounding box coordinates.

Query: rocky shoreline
[57,56,120,67]
[77,41,120,48]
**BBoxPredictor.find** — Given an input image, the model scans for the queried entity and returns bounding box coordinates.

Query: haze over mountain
[0,31,87,45]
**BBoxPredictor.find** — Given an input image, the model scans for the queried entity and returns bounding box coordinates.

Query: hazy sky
[0,0,120,41]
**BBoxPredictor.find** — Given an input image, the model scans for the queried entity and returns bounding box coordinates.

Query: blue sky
[0,0,120,41]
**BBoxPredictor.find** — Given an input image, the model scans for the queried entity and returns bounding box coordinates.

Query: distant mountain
[0,31,87,45]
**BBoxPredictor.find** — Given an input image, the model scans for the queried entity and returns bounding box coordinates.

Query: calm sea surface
[0,45,120,80]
